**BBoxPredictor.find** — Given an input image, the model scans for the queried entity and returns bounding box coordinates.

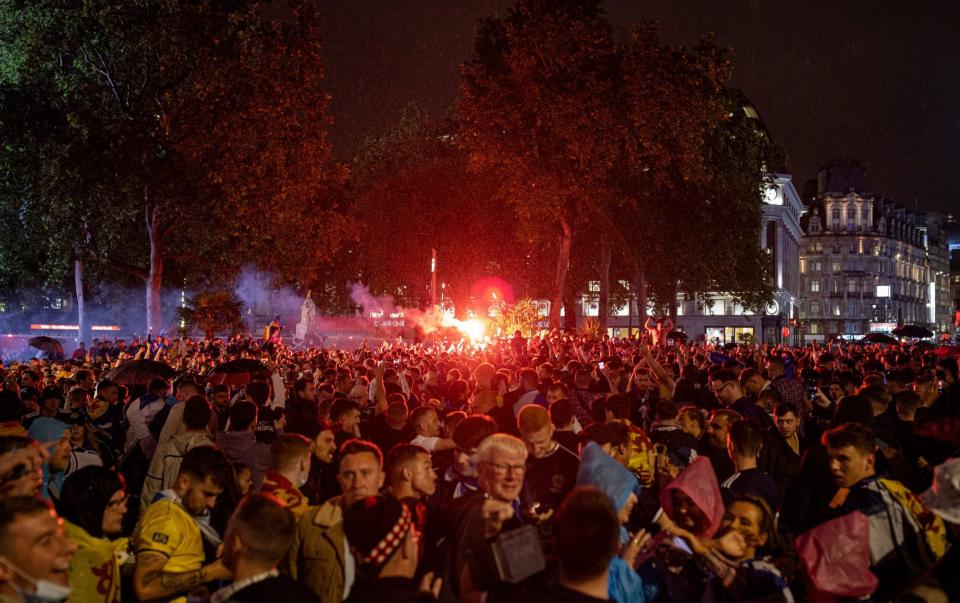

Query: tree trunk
[74,257,90,346]
[562,286,578,331]
[599,235,611,330]
[632,260,647,335]
[146,204,163,335]
[549,218,572,330]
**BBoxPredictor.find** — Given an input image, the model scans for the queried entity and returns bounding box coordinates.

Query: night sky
[321,1,960,215]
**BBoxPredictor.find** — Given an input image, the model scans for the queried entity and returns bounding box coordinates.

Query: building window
[832,208,841,222]
[810,301,821,316]
[831,262,841,273]
[833,304,841,316]
[800,258,806,273]
[848,280,858,293]
[811,280,820,293]
[809,322,820,334]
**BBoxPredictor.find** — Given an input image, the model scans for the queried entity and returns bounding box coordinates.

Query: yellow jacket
[64,521,128,603]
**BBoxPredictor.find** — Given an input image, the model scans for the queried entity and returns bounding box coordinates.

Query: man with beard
[132,446,233,603]
[702,409,739,483]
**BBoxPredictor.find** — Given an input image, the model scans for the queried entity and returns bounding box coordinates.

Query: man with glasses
[711,369,773,430]
[445,434,529,600]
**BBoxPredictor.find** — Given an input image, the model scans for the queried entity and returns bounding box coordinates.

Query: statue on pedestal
[296,290,317,341]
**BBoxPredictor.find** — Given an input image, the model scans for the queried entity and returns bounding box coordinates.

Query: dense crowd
[0,330,958,603]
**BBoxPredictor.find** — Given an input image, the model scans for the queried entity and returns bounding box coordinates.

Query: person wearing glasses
[57,466,129,603]
[444,433,529,601]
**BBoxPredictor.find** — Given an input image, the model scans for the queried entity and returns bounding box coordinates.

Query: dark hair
[385,444,429,486]
[822,422,876,456]
[183,395,213,430]
[893,390,922,413]
[606,394,631,420]
[858,384,891,412]
[178,445,233,488]
[579,422,613,447]
[57,466,124,538]
[294,378,313,396]
[94,379,118,398]
[229,493,296,564]
[677,404,705,430]
[554,487,619,582]
[148,378,169,394]
[833,395,875,428]
[211,384,229,395]
[607,421,630,448]
[0,497,53,555]
[0,391,24,422]
[549,398,575,428]
[245,381,270,406]
[330,398,360,422]
[655,399,678,421]
[773,401,800,418]
[728,419,764,457]
[229,400,258,432]
[340,439,383,468]
[451,415,498,450]
[409,406,436,429]
[730,493,778,551]
[712,368,739,385]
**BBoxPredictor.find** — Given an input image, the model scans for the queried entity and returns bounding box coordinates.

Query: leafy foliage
[177,290,246,339]
[490,297,541,337]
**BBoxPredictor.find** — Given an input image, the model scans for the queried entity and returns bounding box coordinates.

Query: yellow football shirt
[133,499,205,603]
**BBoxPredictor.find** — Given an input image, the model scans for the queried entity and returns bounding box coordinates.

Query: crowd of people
[0,329,958,603]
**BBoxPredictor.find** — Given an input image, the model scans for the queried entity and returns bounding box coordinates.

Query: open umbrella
[206,358,271,387]
[28,336,64,356]
[892,324,934,339]
[933,345,960,359]
[862,333,898,345]
[104,359,177,386]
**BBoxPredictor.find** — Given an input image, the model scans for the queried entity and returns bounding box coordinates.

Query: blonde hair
[477,433,527,463]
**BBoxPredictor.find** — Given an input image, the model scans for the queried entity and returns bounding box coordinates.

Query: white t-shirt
[410,434,441,451]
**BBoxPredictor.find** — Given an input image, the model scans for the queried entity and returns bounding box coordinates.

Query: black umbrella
[892,324,934,339]
[206,358,271,386]
[861,333,898,346]
[104,359,177,386]
[28,336,64,355]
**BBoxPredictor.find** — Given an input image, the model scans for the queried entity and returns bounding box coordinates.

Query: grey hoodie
[216,430,271,490]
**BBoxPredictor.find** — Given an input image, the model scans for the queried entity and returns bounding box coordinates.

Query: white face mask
[1,557,72,602]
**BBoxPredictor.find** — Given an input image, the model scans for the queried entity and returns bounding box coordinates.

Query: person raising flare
[131,446,233,603]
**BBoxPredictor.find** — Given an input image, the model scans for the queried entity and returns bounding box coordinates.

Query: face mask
[0,558,72,603]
